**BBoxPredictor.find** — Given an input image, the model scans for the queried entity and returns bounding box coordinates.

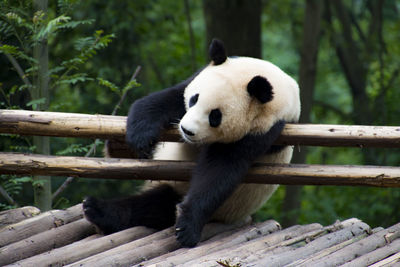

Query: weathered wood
[289,231,370,267]
[369,251,400,267]
[342,238,400,267]
[0,109,128,140]
[1,109,400,147]
[151,223,320,267]
[0,204,82,247]
[0,206,40,227]
[68,220,254,267]
[11,226,156,267]
[182,219,357,267]
[302,222,400,266]
[0,218,96,266]
[143,220,281,266]
[250,220,371,266]
[1,153,400,187]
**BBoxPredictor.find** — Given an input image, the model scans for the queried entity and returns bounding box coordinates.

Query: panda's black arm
[126,75,197,158]
[175,120,286,247]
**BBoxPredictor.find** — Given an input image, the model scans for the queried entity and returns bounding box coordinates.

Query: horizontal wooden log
[0,204,82,247]
[1,109,400,147]
[69,220,259,267]
[308,222,400,266]
[252,220,371,266]
[0,218,96,266]
[146,221,308,267]
[341,238,400,267]
[179,219,364,267]
[1,153,400,187]
[0,206,40,227]
[12,226,156,267]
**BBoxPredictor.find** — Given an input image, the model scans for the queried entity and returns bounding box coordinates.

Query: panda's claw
[175,209,202,248]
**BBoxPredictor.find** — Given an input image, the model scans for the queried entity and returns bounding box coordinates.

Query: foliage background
[0,0,399,229]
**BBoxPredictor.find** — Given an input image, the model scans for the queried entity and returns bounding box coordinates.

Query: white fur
[148,57,300,224]
[180,57,300,143]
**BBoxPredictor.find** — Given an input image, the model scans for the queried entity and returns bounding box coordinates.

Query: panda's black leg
[126,70,202,158]
[175,120,286,247]
[83,184,182,234]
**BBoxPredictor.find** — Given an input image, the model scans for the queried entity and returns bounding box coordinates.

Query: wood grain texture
[1,109,400,147]
[1,153,399,187]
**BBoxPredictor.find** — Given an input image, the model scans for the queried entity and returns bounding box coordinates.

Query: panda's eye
[189,94,199,108]
[209,108,222,128]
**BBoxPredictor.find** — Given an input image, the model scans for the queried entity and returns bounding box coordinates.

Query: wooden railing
[1,109,400,187]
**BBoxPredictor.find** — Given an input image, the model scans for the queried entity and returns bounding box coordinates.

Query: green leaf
[35,15,71,41]
[57,73,93,85]
[122,79,141,95]
[0,44,19,55]
[97,77,120,93]
[58,19,94,30]
[56,143,89,156]
[26,98,46,109]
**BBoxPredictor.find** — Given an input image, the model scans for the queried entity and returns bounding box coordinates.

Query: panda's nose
[181,126,195,136]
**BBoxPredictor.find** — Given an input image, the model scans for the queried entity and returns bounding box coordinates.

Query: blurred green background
[1,0,399,228]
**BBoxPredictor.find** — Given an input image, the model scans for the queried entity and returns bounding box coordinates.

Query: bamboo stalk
[1,109,400,147]
[1,153,400,187]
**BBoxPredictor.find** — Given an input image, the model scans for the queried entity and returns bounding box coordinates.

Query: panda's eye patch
[209,108,222,128]
[189,94,199,108]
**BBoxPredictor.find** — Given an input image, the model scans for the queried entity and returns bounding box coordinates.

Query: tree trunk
[202,0,262,58]
[32,0,51,211]
[281,0,323,227]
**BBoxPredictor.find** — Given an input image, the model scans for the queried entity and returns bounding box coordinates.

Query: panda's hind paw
[83,196,116,234]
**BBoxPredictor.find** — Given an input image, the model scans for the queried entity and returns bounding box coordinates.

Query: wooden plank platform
[1,205,400,266]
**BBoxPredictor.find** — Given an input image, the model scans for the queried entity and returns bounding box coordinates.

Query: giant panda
[83,39,300,248]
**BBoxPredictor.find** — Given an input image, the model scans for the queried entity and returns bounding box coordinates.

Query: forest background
[0,0,399,229]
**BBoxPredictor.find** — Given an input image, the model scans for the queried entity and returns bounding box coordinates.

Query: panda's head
[179,39,300,144]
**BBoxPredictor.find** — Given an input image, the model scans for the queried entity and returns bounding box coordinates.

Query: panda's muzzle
[180,125,195,137]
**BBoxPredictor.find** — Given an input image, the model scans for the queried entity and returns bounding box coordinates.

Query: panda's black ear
[247,76,274,104]
[209,39,227,65]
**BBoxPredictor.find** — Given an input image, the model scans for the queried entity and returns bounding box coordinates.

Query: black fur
[175,120,286,247]
[83,184,182,233]
[189,93,199,108]
[209,39,227,65]
[126,73,199,158]
[209,108,222,128]
[247,76,274,104]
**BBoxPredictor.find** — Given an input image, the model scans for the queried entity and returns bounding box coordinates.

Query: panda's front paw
[175,204,203,248]
[126,127,158,159]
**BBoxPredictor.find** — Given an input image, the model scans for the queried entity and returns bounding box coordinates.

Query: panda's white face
[179,56,301,145]
[179,70,253,144]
